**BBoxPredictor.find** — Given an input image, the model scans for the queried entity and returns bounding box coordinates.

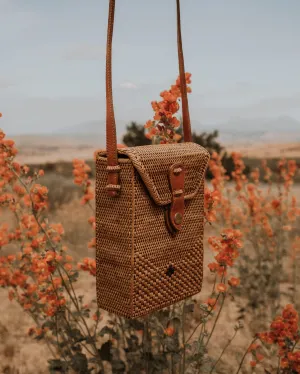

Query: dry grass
[13,135,300,164]
[1,181,300,373]
[1,141,300,373]
[227,142,300,159]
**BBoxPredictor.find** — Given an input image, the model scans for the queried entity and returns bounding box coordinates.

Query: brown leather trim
[164,207,177,237]
[168,163,185,231]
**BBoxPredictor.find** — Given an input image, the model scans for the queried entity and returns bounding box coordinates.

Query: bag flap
[117,142,210,206]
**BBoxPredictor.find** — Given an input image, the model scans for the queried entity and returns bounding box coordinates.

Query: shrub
[39,173,79,211]
[0,75,299,374]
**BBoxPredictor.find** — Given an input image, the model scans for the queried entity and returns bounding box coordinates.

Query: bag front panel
[132,170,205,317]
[95,157,134,317]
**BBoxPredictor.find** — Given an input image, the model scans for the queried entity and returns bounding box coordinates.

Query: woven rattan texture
[132,174,205,317]
[96,158,134,316]
[118,142,208,205]
[96,143,210,318]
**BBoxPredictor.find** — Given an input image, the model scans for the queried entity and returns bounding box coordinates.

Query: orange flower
[256,353,264,362]
[247,343,260,352]
[144,120,153,129]
[64,263,72,271]
[228,277,240,287]
[73,159,92,186]
[88,237,96,249]
[216,283,227,293]
[30,184,48,211]
[208,262,219,273]
[88,216,96,230]
[145,73,192,143]
[164,327,175,336]
[258,304,299,360]
[52,277,62,288]
[92,312,103,322]
[65,255,73,263]
[8,290,14,301]
[78,258,96,276]
[282,225,292,231]
[207,298,217,306]
[206,298,217,310]
[7,254,16,262]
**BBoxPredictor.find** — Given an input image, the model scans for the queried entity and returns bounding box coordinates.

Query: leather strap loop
[105,0,192,195]
[106,165,121,172]
[168,162,186,232]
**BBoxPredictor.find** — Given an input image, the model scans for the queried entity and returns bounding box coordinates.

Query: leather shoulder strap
[105,0,192,196]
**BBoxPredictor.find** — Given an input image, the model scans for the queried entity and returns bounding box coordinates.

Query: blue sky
[1,0,300,134]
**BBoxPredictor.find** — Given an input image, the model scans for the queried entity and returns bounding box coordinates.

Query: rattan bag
[95,0,210,318]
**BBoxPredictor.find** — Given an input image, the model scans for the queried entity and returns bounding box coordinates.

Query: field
[1,183,299,374]
[1,68,300,373]
[12,134,300,165]
[0,133,300,373]
[227,142,300,160]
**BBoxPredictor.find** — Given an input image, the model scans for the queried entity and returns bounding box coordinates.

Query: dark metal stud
[174,212,183,225]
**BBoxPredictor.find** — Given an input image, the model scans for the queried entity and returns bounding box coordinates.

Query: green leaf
[149,354,169,372]
[98,341,112,362]
[42,320,56,330]
[184,301,195,313]
[99,326,119,339]
[48,359,69,373]
[85,336,96,345]
[153,309,170,326]
[167,317,181,329]
[68,328,86,343]
[70,352,89,374]
[125,335,139,352]
[111,359,126,373]
[199,303,209,312]
[122,318,144,331]
[164,335,180,353]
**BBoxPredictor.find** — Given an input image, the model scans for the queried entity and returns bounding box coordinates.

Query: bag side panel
[132,170,204,318]
[96,158,134,318]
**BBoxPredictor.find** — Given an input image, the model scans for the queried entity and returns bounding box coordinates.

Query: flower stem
[181,300,186,374]
[209,328,238,373]
[205,292,226,348]
[235,337,258,374]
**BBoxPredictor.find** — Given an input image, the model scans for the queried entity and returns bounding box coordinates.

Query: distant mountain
[52,115,300,147]
[57,119,211,136]
[56,119,133,143]
[218,115,300,133]
[217,116,300,145]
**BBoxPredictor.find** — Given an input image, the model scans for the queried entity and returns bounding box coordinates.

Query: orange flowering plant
[236,304,300,373]
[0,71,299,374]
[144,72,192,144]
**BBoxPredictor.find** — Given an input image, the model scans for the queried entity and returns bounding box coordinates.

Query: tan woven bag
[95,0,210,318]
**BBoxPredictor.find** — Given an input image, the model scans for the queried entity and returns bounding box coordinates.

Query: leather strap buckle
[166,162,185,233]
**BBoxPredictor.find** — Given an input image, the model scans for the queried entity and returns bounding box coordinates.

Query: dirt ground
[227,142,300,159]
[12,135,300,165]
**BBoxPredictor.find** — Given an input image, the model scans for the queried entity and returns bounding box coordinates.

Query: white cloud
[120,82,138,89]
[63,43,105,61]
